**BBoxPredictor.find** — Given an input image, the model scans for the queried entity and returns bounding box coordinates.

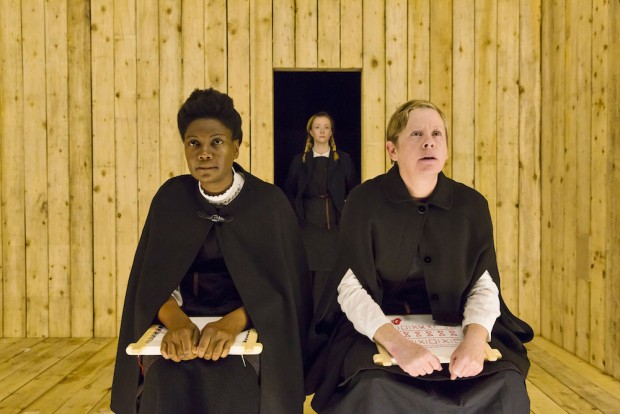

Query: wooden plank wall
[0,0,618,379]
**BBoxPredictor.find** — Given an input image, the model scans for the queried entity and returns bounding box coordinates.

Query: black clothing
[320,369,529,414]
[284,151,358,272]
[139,356,260,414]
[285,151,358,228]
[178,229,243,316]
[111,164,312,414]
[307,164,534,413]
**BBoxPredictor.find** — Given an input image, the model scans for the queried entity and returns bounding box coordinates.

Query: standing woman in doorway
[285,112,358,309]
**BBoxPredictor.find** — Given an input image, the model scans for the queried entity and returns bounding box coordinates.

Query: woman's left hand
[195,307,249,361]
[448,323,487,380]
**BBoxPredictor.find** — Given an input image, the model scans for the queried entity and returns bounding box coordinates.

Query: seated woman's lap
[139,356,260,414]
[320,369,529,414]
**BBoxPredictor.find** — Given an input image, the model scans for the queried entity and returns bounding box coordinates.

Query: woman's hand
[448,323,487,380]
[374,323,442,377]
[195,307,250,361]
[160,320,200,362]
[157,297,200,362]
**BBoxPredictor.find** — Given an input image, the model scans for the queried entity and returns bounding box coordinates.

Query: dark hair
[177,88,243,143]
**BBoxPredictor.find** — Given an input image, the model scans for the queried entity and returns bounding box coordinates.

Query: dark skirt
[138,355,260,414]
[312,334,529,414]
[318,368,529,414]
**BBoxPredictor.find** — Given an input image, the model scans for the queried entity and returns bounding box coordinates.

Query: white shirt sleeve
[337,269,390,341]
[171,287,183,307]
[462,270,500,342]
[337,268,501,342]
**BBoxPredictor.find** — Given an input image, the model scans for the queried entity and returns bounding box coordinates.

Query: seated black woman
[111,88,312,414]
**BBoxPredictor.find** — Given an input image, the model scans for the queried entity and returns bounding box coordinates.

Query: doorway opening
[273,71,361,189]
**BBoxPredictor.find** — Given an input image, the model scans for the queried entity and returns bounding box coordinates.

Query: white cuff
[171,288,183,307]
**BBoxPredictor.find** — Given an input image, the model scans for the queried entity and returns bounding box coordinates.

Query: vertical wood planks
[518,0,542,330]
[589,0,608,371]
[182,0,206,96]
[495,0,520,312]
[318,0,340,68]
[408,0,430,100]
[67,0,93,338]
[361,0,385,180]
[562,0,579,353]
[114,0,138,335]
[296,0,318,67]
[340,0,362,68]
[22,0,49,337]
[549,0,566,346]
[607,0,620,380]
[540,0,556,340]
[429,0,452,177]
[385,0,408,168]
[1,0,26,337]
[159,0,185,182]
[46,0,71,338]
[92,0,116,337]
[452,0,475,187]
[474,0,498,228]
[227,0,251,168]
[250,0,273,181]
[205,0,228,90]
[136,0,161,229]
[0,1,617,384]
[273,0,295,68]
[573,0,593,361]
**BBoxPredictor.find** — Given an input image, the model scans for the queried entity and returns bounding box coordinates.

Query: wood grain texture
[340,0,362,68]
[318,0,340,68]
[495,0,520,313]
[384,0,408,168]
[1,0,26,338]
[0,0,617,384]
[518,0,542,331]
[451,0,475,187]
[68,0,94,338]
[22,0,50,338]
[1,337,619,413]
[361,0,385,180]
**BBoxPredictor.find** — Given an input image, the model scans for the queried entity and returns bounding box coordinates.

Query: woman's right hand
[160,320,200,362]
[389,339,442,377]
[157,297,201,362]
[374,323,442,377]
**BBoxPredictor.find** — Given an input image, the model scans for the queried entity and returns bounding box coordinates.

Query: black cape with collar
[284,150,358,225]
[307,165,533,410]
[111,165,312,414]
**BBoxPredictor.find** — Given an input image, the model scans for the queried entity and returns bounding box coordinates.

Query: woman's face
[184,118,240,194]
[386,108,448,179]
[309,116,332,146]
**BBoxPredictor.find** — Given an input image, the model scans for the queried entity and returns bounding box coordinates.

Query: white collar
[198,168,245,205]
[313,149,330,158]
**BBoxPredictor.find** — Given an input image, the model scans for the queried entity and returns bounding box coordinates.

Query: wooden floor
[0,336,618,413]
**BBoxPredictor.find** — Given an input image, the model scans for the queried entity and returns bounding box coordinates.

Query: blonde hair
[302,112,340,162]
[386,100,449,144]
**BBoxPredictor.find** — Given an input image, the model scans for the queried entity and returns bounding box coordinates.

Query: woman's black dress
[139,229,260,414]
[284,152,358,307]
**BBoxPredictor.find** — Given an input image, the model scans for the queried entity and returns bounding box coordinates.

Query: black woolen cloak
[307,165,534,410]
[111,164,312,414]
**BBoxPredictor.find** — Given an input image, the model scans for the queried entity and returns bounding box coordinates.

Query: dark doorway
[273,71,361,189]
